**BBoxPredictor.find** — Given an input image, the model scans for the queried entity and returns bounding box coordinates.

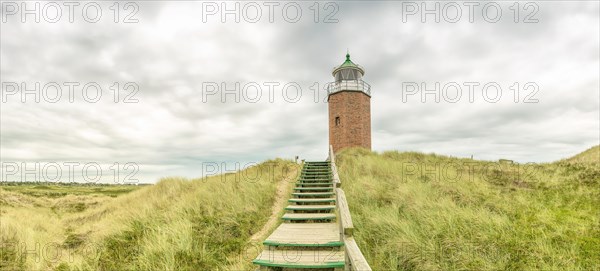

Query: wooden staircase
[253,161,346,270]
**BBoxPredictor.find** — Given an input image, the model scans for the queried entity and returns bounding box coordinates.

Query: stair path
[253,161,345,270]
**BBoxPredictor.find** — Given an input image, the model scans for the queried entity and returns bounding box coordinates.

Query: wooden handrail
[336,188,354,237]
[329,144,335,164]
[329,145,372,271]
[344,236,371,271]
[329,145,341,187]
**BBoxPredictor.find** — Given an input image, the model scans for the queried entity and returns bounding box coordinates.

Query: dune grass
[564,145,600,166]
[337,147,600,270]
[2,146,597,270]
[0,159,298,270]
[0,183,142,199]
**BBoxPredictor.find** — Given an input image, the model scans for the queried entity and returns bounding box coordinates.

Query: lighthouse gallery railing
[326,80,371,96]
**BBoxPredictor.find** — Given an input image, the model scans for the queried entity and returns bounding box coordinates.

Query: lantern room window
[335,68,362,82]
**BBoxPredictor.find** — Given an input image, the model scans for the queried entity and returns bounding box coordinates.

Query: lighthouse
[327,53,372,153]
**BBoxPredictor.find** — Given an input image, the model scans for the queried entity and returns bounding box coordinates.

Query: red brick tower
[328,53,371,153]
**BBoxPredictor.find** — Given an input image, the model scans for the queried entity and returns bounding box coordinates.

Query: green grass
[0,159,298,270]
[0,183,142,198]
[565,145,599,165]
[0,232,25,271]
[92,159,297,270]
[337,147,600,270]
[3,146,597,270]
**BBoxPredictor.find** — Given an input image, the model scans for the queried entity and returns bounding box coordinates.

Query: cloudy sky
[1,1,598,183]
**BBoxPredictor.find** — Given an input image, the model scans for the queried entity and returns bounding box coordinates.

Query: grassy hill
[338,146,600,270]
[564,145,600,165]
[2,146,598,270]
[0,159,298,270]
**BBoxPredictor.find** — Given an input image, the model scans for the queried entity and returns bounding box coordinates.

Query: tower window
[335,117,340,126]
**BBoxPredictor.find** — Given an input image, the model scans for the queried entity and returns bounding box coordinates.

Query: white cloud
[1,1,598,183]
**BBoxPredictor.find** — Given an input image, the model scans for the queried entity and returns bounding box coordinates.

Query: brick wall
[328,91,371,153]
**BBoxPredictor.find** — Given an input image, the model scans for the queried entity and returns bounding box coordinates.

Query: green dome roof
[332,52,364,76]
[340,53,358,68]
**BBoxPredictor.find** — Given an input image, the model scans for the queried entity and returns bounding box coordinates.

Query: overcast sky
[1,1,599,183]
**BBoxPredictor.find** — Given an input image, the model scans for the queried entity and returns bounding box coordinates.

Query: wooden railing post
[330,145,371,271]
[329,145,341,188]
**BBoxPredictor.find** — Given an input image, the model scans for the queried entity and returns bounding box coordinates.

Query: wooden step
[289,198,336,203]
[292,192,335,197]
[282,213,336,221]
[263,223,342,247]
[253,249,344,269]
[294,187,333,191]
[296,182,333,186]
[301,177,332,180]
[298,182,333,185]
[285,205,335,211]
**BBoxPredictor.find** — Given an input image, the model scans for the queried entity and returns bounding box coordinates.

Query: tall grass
[3,147,596,270]
[0,159,298,270]
[564,145,599,165]
[338,147,600,270]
